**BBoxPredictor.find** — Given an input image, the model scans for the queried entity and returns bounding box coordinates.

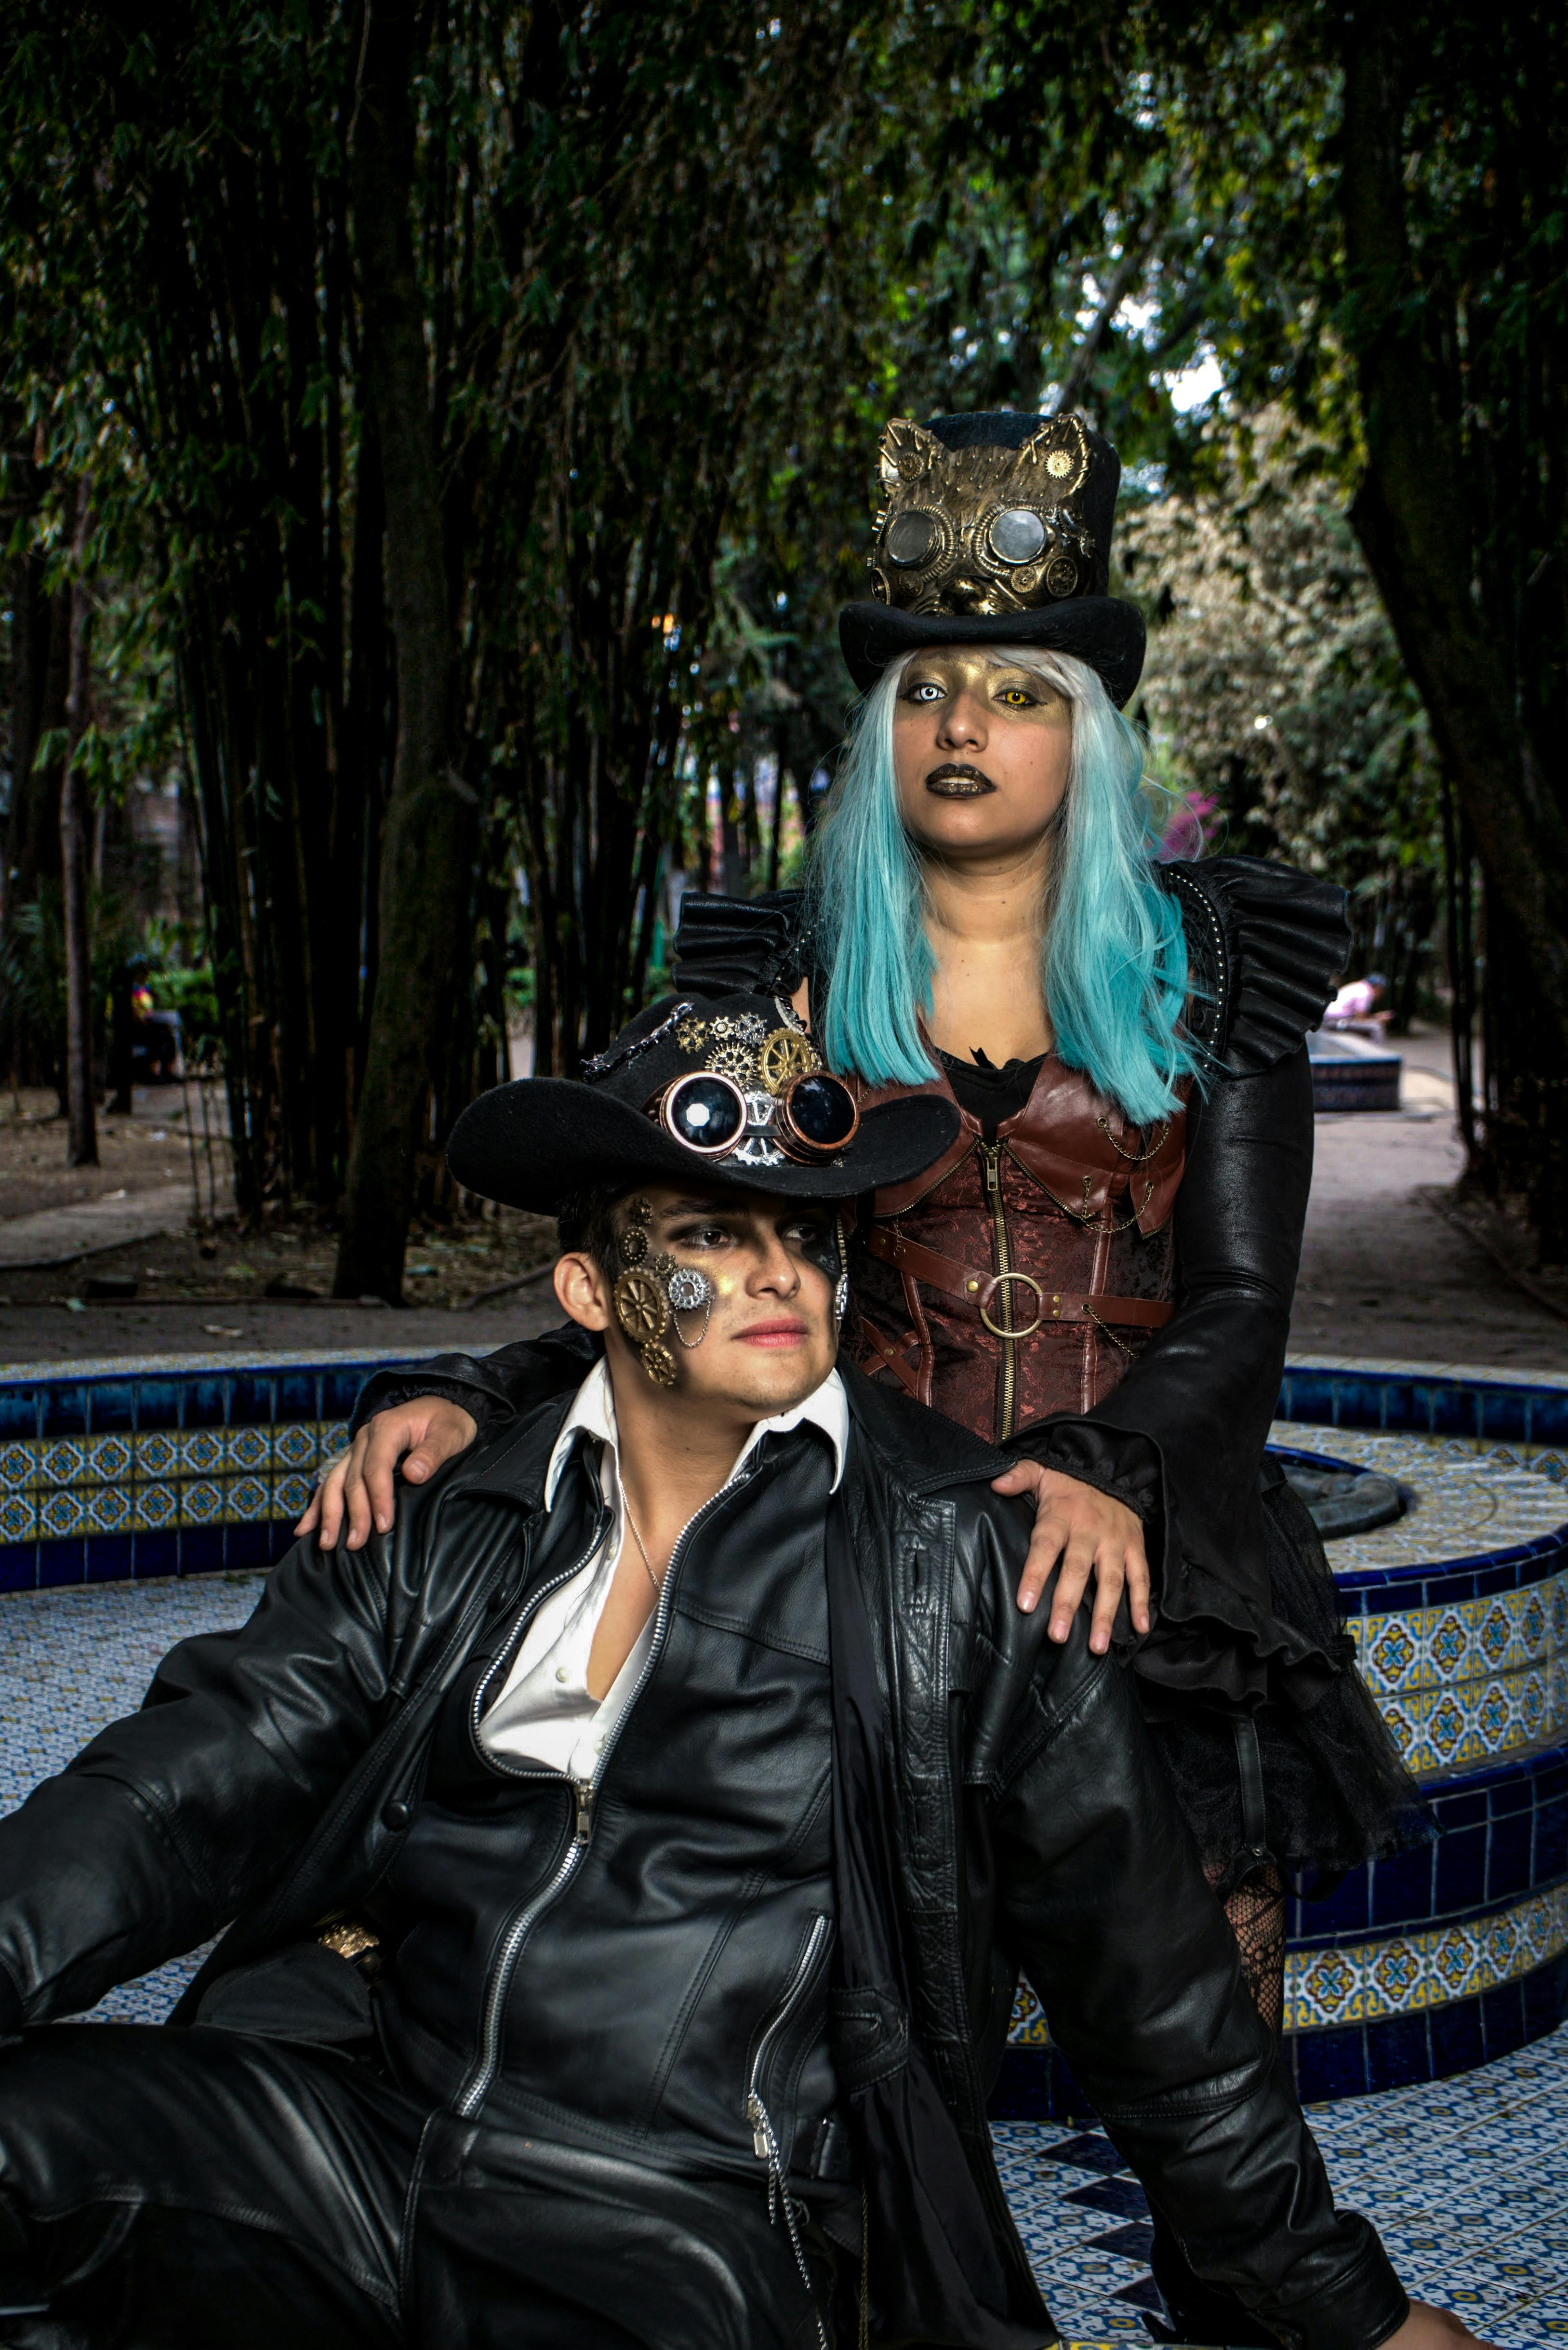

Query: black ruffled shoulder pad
[671,890,806,1001]
[1161,856,1350,1077]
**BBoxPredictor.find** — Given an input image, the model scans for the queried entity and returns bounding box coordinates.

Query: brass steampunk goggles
[645,1069,860,1167]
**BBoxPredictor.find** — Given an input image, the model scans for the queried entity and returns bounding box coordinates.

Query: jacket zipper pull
[574,1780,594,1839]
[746,2089,771,2161]
[982,1142,998,1194]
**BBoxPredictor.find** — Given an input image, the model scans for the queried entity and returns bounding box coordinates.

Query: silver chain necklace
[620,1487,663,1595]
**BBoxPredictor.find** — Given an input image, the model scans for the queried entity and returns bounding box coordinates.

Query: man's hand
[989,1460,1150,1654]
[294,1399,478,1551]
[1385,2303,1496,2348]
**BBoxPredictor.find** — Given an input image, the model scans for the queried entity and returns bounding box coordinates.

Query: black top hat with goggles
[446,989,959,1215]
[838,409,1146,708]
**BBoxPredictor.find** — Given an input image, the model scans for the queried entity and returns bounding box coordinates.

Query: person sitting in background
[1323,973,1389,1031]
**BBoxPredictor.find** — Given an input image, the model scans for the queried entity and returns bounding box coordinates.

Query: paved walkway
[0,1184,196,1270]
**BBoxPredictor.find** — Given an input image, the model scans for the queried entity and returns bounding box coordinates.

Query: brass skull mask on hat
[867,412,1100,617]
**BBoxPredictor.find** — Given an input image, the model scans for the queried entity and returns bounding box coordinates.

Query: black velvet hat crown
[839,410,1146,707]
[447,989,959,1215]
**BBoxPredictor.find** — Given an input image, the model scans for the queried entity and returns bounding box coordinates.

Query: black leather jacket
[0,1351,1405,2350]
[371,1428,847,2197]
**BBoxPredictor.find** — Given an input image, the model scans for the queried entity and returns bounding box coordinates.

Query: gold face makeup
[893,651,1074,860]
[609,1193,842,1392]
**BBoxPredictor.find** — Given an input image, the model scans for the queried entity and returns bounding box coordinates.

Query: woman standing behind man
[309,409,1428,2349]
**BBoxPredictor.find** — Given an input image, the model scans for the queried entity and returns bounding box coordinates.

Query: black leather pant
[0,2027,829,2350]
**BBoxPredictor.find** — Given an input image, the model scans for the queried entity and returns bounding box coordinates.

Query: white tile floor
[3,1569,1564,2344]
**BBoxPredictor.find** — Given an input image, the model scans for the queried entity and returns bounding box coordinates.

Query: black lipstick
[925,763,996,797]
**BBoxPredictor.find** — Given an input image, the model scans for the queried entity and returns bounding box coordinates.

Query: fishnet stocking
[1206,1861,1286,2036]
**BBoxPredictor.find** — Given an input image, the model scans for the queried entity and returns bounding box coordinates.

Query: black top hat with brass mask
[447,988,959,1215]
[838,410,1146,707]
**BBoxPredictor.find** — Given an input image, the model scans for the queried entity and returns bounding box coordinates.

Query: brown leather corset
[850,1057,1188,1442]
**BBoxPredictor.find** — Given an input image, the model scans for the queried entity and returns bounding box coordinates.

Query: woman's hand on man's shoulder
[988,1460,1150,1654]
[295,1399,478,1552]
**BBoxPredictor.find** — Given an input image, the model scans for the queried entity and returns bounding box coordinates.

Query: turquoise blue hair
[805,645,1197,1124]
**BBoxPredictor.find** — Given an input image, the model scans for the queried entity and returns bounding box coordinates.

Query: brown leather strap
[857,1317,924,1397]
[867,1222,1175,1334]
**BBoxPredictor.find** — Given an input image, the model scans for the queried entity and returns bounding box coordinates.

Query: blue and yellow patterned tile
[131,1480,180,1532]
[223,1424,273,1476]
[83,1485,133,1535]
[273,1420,323,1471]
[0,1440,36,1492]
[179,1481,225,1527]
[0,1490,37,1544]
[176,1427,228,1479]
[223,1473,272,1524]
[273,1472,314,1522]
[131,1429,180,1481]
[1287,1883,1568,2033]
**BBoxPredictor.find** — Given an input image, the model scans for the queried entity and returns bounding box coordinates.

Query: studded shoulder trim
[1163,856,1351,1077]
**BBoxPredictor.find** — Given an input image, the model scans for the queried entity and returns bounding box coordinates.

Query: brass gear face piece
[614,1269,671,1346]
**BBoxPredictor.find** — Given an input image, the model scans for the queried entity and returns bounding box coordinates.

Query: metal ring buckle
[978,1270,1045,1340]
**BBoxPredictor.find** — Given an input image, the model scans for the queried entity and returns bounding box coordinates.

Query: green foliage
[4,0,1562,1228]
[1124,412,1441,882]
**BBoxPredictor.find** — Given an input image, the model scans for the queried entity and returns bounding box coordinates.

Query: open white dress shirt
[476,1357,848,1783]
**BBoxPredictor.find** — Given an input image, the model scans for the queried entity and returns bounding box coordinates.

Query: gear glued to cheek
[611,1198,716,1380]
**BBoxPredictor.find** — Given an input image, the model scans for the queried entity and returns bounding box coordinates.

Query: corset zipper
[979,1141,1016,1438]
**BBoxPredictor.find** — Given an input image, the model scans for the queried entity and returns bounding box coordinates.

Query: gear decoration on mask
[639,1339,678,1388]
[618,1222,649,1267]
[666,1265,712,1313]
[666,1261,715,1348]
[704,1038,758,1083]
[613,1269,670,1347]
[711,1012,767,1044]
[757,1028,821,1095]
[647,1250,675,1280]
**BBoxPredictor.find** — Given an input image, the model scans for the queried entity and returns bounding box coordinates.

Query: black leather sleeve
[0,1534,398,2030]
[1017,1047,1327,1704]
[992,1631,1408,2350]
[350,1324,599,1445]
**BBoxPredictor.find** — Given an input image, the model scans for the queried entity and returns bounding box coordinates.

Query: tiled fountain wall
[2,1346,1566,2105]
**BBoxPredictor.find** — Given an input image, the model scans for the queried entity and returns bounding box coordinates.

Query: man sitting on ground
[0,991,1489,2349]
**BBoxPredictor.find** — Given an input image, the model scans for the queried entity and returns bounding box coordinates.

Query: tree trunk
[3,549,56,931]
[59,495,97,1168]
[334,0,477,1301]
[1338,6,1568,1055]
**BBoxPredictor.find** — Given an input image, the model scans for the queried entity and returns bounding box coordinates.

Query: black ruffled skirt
[1138,1472,1431,1897]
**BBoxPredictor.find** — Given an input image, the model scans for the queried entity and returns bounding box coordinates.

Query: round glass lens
[787,1073,857,1148]
[885,509,940,567]
[667,1074,744,1151]
[989,507,1047,564]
